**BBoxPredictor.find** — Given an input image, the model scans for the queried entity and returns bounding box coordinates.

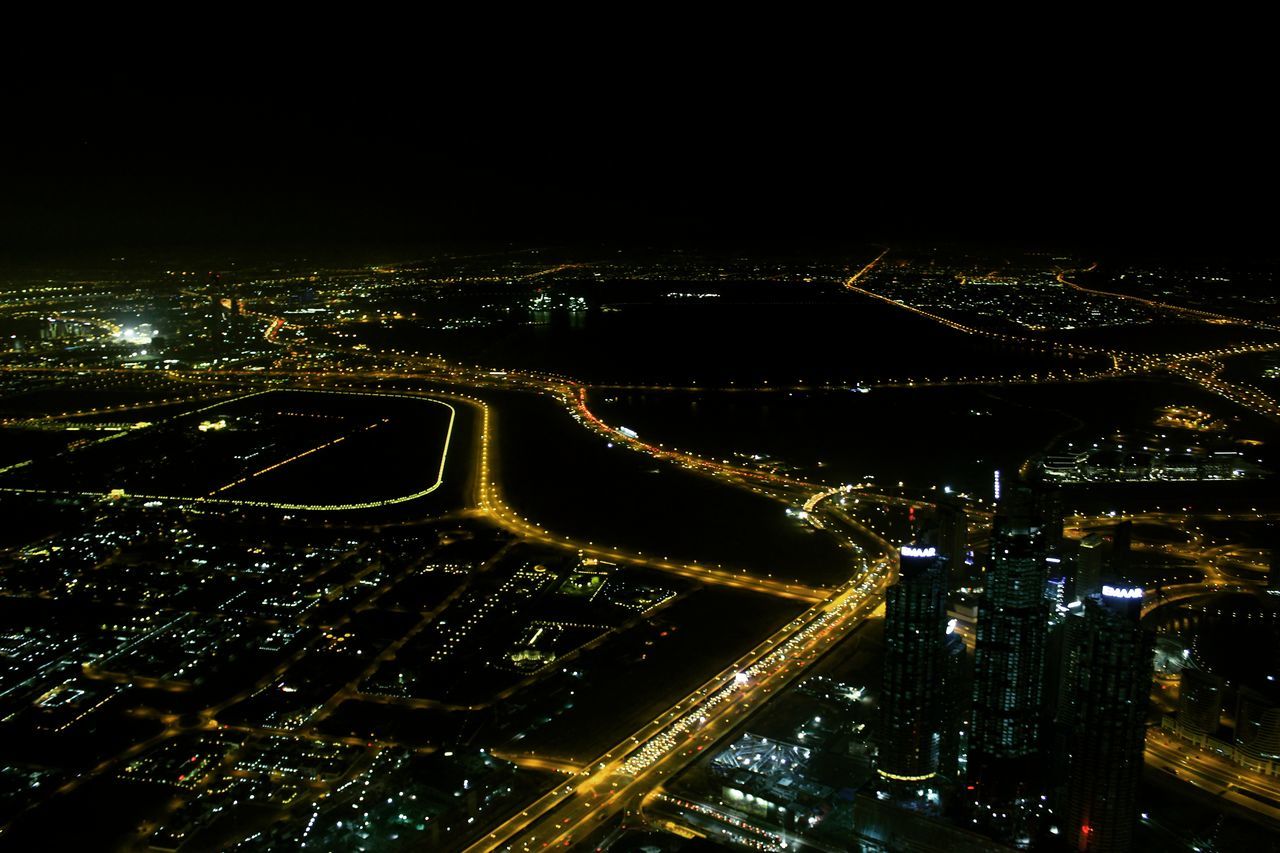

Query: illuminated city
[0,58,1277,852]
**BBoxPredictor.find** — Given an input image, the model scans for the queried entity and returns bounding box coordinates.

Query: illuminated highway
[844,256,1113,362]
[1146,731,1280,826]
[847,259,1280,426]
[465,502,895,851]
[1057,267,1280,334]
[1171,358,1280,421]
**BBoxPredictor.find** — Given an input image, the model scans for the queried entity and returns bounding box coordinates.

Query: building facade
[878,544,948,787]
[1064,587,1154,853]
[967,487,1048,843]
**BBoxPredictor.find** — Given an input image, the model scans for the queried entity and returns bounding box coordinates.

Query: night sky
[3,46,1273,263]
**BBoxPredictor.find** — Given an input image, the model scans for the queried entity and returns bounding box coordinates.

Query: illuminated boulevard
[465,538,893,851]
[1145,730,1280,823]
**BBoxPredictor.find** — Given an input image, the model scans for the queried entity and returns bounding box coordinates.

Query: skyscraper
[938,629,970,782]
[967,485,1048,843]
[1033,481,1065,558]
[878,543,948,789]
[1064,586,1153,853]
[1110,521,1133,581]
[935,497,969,588]
[1177,666,1224,744]
[1236,683,1280,775]
[1041,601,1085,815]
[1076,534,1105,601]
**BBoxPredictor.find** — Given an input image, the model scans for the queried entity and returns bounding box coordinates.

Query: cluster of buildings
[1104,265,1280,318]
[1162,581,1280,778]
[129,735,529,852]
[0,277,282,369]
[1040,445,1265,483]
[1041,408,1267,484]
[40,317,102,342]
[867,269,1153,332]
[230,746,534,851]
[710,732,833,831]
[1168,665,1280,778]
[872,484,1154,851]
[675,674,872,848]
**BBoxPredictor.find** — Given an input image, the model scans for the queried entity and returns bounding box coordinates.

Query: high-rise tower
[935,497,969,588]
[1064,585,1153,853]
[967,485,1048,842]
[1076,534,1105,601]
[938,628,970,782]
[1177,666,1224,744]
[1236,683,1280,773]
[877,543,949,789]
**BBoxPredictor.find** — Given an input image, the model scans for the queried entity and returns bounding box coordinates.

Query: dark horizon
[3,60,1276,266]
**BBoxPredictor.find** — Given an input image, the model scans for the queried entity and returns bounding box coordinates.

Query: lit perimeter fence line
[0,388,457,512]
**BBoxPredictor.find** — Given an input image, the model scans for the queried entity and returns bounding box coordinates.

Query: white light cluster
[1102,585,1144,599]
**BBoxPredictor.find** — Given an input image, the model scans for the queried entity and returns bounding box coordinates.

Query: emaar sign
[1102,585,1144,600]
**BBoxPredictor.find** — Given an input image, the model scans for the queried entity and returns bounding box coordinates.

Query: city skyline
[1,60,1279,853]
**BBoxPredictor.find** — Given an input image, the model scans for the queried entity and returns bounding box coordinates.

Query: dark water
[590,377,1280,504]
[591,385,1069,499]
[482,388,855,586]
[351,289,1088,386]
[1146,593,1280,687]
